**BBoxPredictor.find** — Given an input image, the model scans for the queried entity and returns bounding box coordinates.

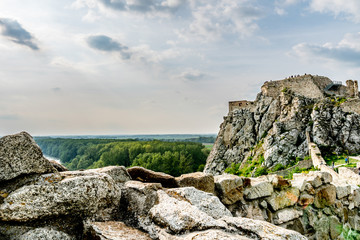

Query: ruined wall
[261,75,332,99]
[215,171,360,240]
[346,80,359,98]
[229,100,254,112]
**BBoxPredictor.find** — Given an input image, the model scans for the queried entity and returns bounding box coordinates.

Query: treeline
[35,138,209,176]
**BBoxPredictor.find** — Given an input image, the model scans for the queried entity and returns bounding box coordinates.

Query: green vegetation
[35,138,210,176]
[338,225,360,239]
[225,155,265,177]
[327,96,347,107]
[283,166,317,179]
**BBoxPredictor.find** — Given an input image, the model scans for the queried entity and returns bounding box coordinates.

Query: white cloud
[292,32,360,67]
[176,69,207,81]
[309,0,360,22]
[178,0,263,41]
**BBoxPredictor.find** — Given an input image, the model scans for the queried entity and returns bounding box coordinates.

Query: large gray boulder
[166,187,232,219]
[175,172,215,194]
[127,167,178,188]
[84,221,151,240]
[0,132,55,182]
[149,190,226,233]
[0,171,121,221]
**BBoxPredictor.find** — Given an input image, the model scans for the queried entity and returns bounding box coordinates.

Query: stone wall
[214,171,360,240]
[228,100,254,112]
[261,75,332,99]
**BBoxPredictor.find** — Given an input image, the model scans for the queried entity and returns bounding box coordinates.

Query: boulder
[333,183,351,199]
[149,190,226,233]
[19,228,73,240]
[119,181,162,219]
[183,230,252,240]
[243,180,273,200]
[273,208,303,224]
[214,174,244,204]
[266,187,300,211]
[314,184,336,208]
[127,167,178,188]
[259,174,291,189]
[87,166,131,185]
[49,160,68,172]
[175,172,215,194]
[166,187,232,219]
[298,193,314,207]
[221,216,307,240]
[84,221,151,240]
[0,172,121,221]
[0,132,55,182]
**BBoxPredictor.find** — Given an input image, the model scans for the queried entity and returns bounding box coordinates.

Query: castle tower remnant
[346,80,359,98]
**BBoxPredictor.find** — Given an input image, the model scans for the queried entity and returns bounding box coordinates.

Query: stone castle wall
[229,100,254,112]
[261,75,332,99]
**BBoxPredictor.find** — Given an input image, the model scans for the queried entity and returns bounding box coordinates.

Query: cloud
[73,0,187,17]
[309,0,360,22]
[292,32,360,66]
[86,35,131,59]
[178,69,207,81]
[86,34,181,64]
[0,18,39,50]
[177,0,263,41]
[74,0,263,41]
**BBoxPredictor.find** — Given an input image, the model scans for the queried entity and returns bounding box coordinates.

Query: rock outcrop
[205,74,360,175]
[0,132,308,240]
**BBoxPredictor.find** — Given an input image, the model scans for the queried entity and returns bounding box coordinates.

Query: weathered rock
[166,187,232,219]
[84,221,151,240]
[88,166,131,185]
[119,180,161,235]
[49,160,68,172]
[0,132,56,182]
[314,216,330,240]
[244,180,273,200]
[329,216,342,240]
[266,187,300,211]
[0,172,121,221]
[221,216,307,240]
[314,184,336,208]
[333,183,351,199]
[175,172,215,194]
[183,230,252,240]
[149,190,226,233]
[262,174,291,189]
[298,193,314,207]
[127,167,178,188]
[19,228,74,240]
[214,174,244,204]
[273,208,303,224]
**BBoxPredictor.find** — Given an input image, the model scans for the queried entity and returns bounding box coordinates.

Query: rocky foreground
[1,132,360,239]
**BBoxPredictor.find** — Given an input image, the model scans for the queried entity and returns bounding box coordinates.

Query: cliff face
[204,75,360,175]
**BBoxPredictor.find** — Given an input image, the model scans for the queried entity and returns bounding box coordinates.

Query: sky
[1,0,360,136]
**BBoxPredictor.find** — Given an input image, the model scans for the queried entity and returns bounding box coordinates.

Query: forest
[35,138,210,176]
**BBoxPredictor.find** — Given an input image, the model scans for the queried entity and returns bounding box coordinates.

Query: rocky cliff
[0,132,306,240]
[2,132,360,239]
[204,74,360,175]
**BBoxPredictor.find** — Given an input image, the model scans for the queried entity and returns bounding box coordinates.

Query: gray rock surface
[214,174,245,205]
[19,228,74,240]
[175,172,215,194]
[166,187,232,219]
[0,132,55,182]
[127,166,178,188]
[85,221,151,240]
[0,171,121,221]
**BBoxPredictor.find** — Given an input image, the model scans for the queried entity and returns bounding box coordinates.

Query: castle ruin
[229,74,359,112]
